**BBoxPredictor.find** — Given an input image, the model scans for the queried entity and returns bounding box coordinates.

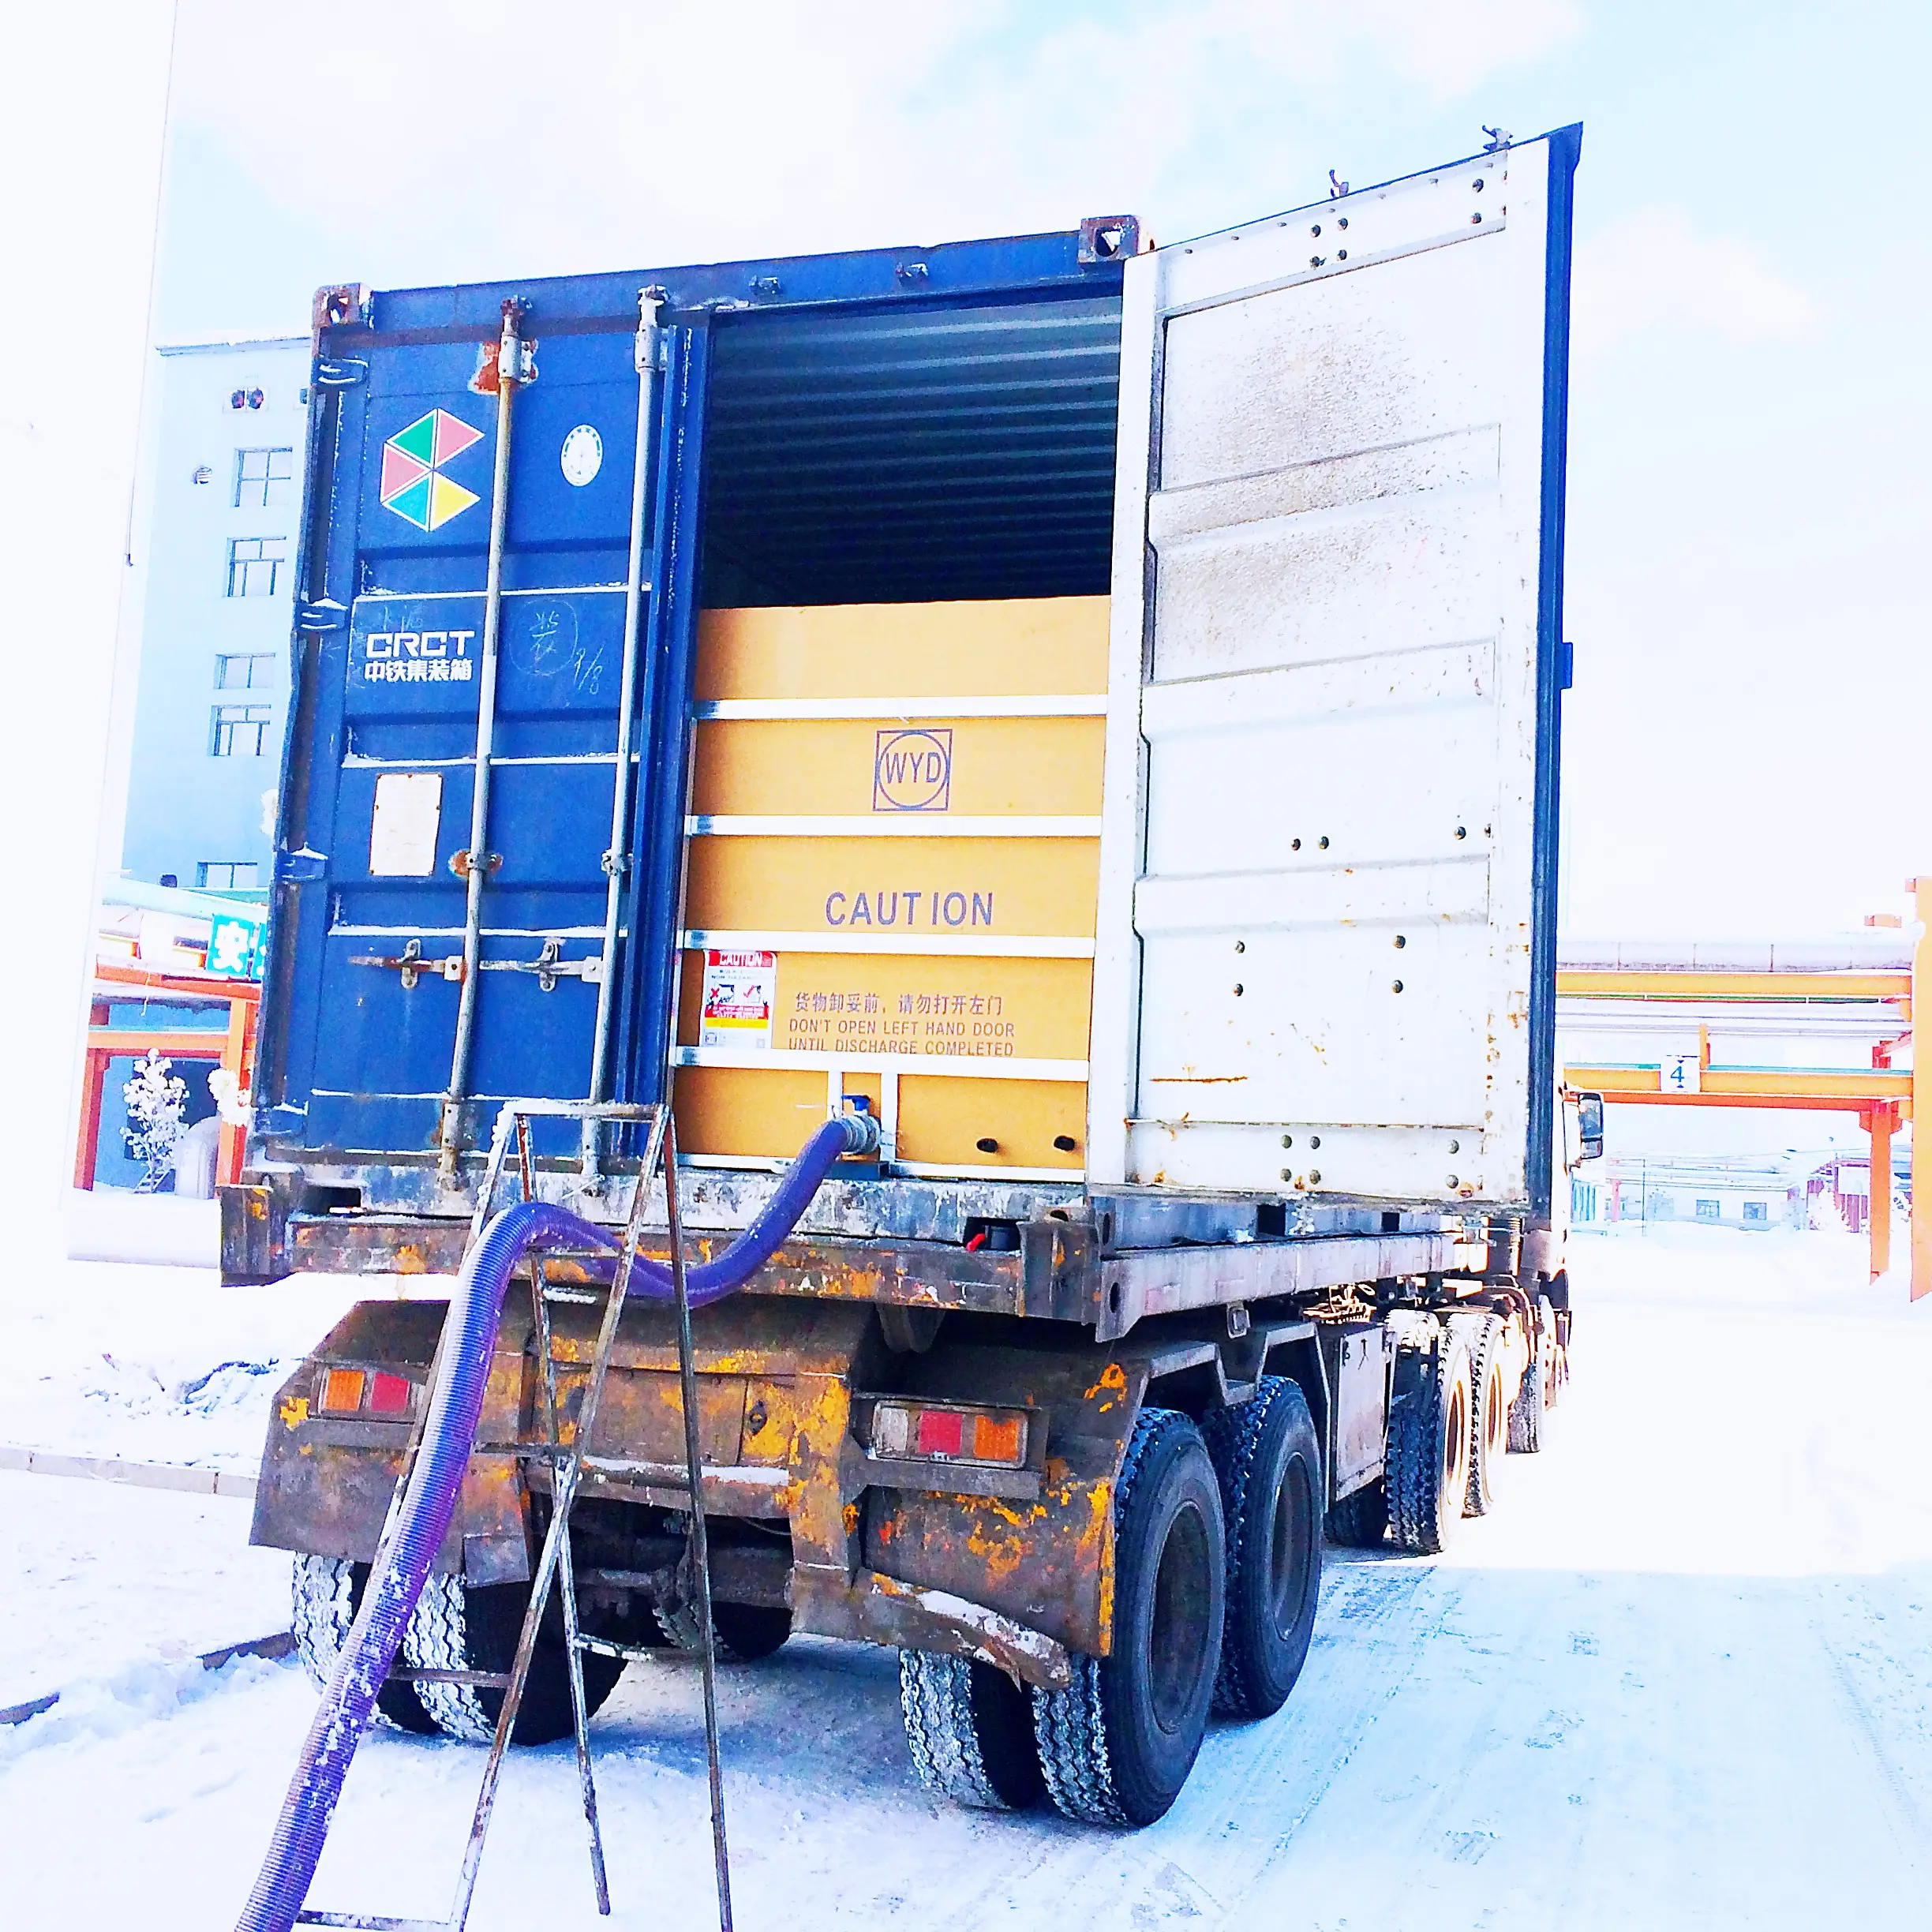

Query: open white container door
[1089,129,1579,1211]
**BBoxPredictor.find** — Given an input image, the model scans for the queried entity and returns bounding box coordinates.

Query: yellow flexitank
[675,597,1108,1175]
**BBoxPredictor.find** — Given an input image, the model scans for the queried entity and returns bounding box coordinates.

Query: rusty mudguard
[252,1298,534,1586]
[253,1288,1144,1687]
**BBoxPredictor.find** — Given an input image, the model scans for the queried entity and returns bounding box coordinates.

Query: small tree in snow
[122,1050,188,1193]
[1808,1185,1850,1235]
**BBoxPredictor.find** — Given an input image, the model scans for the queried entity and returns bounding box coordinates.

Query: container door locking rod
[294,1099,734,1932]
[438,300,532,1184]
[582,288,666,1187]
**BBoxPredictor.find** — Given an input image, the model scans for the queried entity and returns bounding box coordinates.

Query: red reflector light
[320,1368,365,1414]
[915,1408,965,1458]
[369,1372,413,1416]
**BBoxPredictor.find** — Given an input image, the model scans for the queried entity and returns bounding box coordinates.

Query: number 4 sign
[1660,1053,1701,1095]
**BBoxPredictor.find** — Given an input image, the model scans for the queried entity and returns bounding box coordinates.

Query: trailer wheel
[1508,1325,1549,1453]
[1540,1294,1569,1410]
[290,1554,435,1735]
[1203,1377,1322,1718]
[713,1603,792,1660]
[1448,1311,1508,1515]
[406,1573,624,1747]
[652,1578,794,1661]
[657,1598,792,1661]
[899,1651,1043,1810]
[1032,1407,1225,1826]
[1325,1480,1388,1548]
[1387,1331,1473,1555]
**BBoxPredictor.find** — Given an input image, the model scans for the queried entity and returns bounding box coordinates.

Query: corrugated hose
[234,1108,878,1932]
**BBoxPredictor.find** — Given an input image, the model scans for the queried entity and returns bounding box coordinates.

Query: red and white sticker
[700,950,777,1050]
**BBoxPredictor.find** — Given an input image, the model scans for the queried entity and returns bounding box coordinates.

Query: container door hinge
[350,938,466,990]
[635,286,667,373]
[275,848,329,885]
[1078,215,1140,264]
[448,849,502,880]
[298,599,347,633]
[480,940,605,994]
[600,849,628,878]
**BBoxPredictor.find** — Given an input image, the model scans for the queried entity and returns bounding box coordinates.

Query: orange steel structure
[1560,885,1925,1297]
[75,960,259,1193]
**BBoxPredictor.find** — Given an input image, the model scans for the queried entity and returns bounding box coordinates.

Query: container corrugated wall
[672,597,1107,1178]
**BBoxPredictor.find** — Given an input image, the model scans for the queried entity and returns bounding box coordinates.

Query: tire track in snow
[941,1554,1439,1928]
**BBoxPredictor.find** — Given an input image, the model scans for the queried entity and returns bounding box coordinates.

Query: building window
[197,861,260,890]
[1743,1201,1768,1225]
[1695,1199,1720,1222]
[230,387,265,411]
[215,652,275,691]
[234,446,295,510]
[226,536,286,597]
[211,705,271,757]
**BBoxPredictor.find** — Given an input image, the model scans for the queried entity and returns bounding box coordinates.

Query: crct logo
[380,409,484,531]
[873,728,953,812]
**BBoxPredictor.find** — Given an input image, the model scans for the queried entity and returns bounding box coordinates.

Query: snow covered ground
[0,1253,400,1471]
[2,1225,1928,1928]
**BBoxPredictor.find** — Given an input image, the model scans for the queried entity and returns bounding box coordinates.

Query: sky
[4,2,1928,1217]
[145,0,1932,938]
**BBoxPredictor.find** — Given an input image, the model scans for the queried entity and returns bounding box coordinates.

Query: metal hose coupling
[837,1097,882,1158]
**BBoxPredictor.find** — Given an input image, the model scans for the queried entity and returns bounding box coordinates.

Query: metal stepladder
[299,1099,734,1932]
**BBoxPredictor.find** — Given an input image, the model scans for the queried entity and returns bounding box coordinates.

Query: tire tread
[1030,1406,1195,1825]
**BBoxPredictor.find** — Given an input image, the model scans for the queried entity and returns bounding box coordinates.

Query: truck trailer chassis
[241,1153,1571,1810]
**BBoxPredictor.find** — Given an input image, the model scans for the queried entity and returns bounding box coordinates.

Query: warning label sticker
[700,950,777,1050]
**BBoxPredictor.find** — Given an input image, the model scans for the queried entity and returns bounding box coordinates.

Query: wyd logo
[873,727,953,812]
[380,409,484,531]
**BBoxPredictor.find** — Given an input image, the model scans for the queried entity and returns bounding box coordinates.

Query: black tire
[654,1592,792,1661]
[1325,1480,1389,1548]
[1507,1355,1546,1452]
[290,1554,440,1735]
[1448,1311,1507,1515]
[899,1651,1043,1810]
[1202,1377,1323,1718]
[1387,1330,1473,1555]
[713,1603,792,1661]
[1540,1294,1569,1410]
[406,1572,625,1747]
[1032,1407,1225,1826]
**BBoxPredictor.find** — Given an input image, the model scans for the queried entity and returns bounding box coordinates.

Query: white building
[118,337,308,897]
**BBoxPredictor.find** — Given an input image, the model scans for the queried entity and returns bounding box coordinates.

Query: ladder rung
[387,1668,512,1689]
[298,1914,452,1930]
[541,1286,602,1305]
[575,1635,671,1663]
[471,1442,563,1461]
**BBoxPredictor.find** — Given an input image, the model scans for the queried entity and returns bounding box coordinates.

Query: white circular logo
[560,425,603,487]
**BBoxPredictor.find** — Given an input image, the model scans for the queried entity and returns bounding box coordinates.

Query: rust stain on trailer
[279,1396,309,1429]
[1086,1361,1128,1413]
[1085,1479,1115,1653]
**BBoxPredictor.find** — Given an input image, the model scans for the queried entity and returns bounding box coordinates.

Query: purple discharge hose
[236,1111,875,1932]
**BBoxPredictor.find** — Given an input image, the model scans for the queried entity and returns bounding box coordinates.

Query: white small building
[118,337,308,898]
[1573,1153,1816,1230]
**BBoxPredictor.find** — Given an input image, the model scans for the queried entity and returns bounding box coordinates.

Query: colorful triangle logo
[429,472,480,528]
[380,409,485,532]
